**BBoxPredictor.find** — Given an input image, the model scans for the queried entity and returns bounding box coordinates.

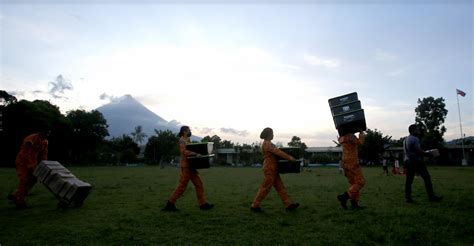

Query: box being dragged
[188,154,214,169]
[33,160,92,206]
[278,160,301,174]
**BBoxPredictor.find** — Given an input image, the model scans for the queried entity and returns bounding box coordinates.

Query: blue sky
[1,1,472,146]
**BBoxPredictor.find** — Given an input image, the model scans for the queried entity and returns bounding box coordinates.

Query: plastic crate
[277,147,302,160]
[328,92,358,108]
[33,160,92,207]
[330,100,362,116]
[186,142,214,155]
[277,160,301,174]
[188,154,214,169]
[334,109,367,136]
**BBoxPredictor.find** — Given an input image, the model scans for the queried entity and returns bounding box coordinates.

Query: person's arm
[179,140,199,157]
[267,143,296,161]
[356,131,366,145]
[414,138,425,156]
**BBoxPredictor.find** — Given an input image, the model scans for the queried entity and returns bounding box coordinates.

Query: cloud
[99,93,118,102]
[375,50,398,62]
[166,120,182,128]
[9,91,25,97]
[49,75,73,99]
[303,54,341,69]
[196,127,214,135]
[220,127,249,136]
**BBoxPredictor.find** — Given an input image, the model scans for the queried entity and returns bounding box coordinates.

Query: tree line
[0,90,450,166]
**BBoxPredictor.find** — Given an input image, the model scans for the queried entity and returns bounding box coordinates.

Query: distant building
[306,146,342,164]
[215,148,239,164]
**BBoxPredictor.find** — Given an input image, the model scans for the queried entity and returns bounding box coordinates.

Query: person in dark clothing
[404,124,442,203]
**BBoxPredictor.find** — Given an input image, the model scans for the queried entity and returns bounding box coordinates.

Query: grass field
[1,166,473,245]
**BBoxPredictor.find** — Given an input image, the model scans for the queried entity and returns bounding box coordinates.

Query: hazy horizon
[2,1,472,146]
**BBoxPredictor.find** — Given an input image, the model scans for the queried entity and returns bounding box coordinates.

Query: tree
[221,140,234,148]
[0,99,66,165]
[66,109,109,163]
[358,129,392,165]
[109,134,140,164]
[0,90,17,106]
[235,142,263,165]
[201,135,222,149]
[131,125,147,145]
[144,129,179,164]
[288,136,308,159]
[288,136,308,149]
[415,97,448,149]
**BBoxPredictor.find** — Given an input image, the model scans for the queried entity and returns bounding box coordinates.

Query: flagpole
[456,90,467,166]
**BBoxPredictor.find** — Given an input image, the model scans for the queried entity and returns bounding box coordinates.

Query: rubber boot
[337,192,349,210]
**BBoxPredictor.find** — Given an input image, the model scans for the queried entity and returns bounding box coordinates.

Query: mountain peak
[111,94,139,105]
[97,94,177,139]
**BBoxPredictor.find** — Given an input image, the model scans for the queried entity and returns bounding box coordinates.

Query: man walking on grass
[404,124,442,203]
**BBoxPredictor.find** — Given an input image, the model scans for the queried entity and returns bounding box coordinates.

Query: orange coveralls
[169,137,207,206]
[252,140,294,208]
[12,133,48,205]
[339,133,365,202]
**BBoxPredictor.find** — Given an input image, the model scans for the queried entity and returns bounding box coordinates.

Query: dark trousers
[405,159,435,200]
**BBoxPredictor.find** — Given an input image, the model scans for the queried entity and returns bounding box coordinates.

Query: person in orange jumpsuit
[337,131,366,210]
[8,132,49,208]
[250,127,299,213]
[163,126,214,211]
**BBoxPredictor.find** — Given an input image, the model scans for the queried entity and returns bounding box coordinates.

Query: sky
[1,0,473,147]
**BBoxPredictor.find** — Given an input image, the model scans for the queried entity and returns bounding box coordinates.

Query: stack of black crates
[33,160,92,208]
[328,92,367,136]
[185,142,214,169]
[276,147,302,174]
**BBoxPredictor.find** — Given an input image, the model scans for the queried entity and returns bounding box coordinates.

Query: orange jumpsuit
[252,140,294,208]
[339,133,365,202]
[12,133,48,205]
[168,137,207,206]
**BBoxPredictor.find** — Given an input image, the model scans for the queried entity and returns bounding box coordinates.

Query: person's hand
[290,156,296,161]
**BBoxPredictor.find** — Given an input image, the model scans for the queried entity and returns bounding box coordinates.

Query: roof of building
[215,148,238,154]
[306,146,342,153]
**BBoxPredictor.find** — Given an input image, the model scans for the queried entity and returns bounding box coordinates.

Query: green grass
[1,166,473,245]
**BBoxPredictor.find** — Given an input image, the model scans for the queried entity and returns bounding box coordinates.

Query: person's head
[260,127,274,140]
[178,125,192,138]
[408,124,419,136]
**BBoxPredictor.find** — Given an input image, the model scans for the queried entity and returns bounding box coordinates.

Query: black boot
[199,203,214,210]
[250,206,263,213]
[7,193,15,201]
[162,201,178,212]
[337,192,349,210]
[429,195,443,202]
[351,200,364,210]
[286,203,300,212]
